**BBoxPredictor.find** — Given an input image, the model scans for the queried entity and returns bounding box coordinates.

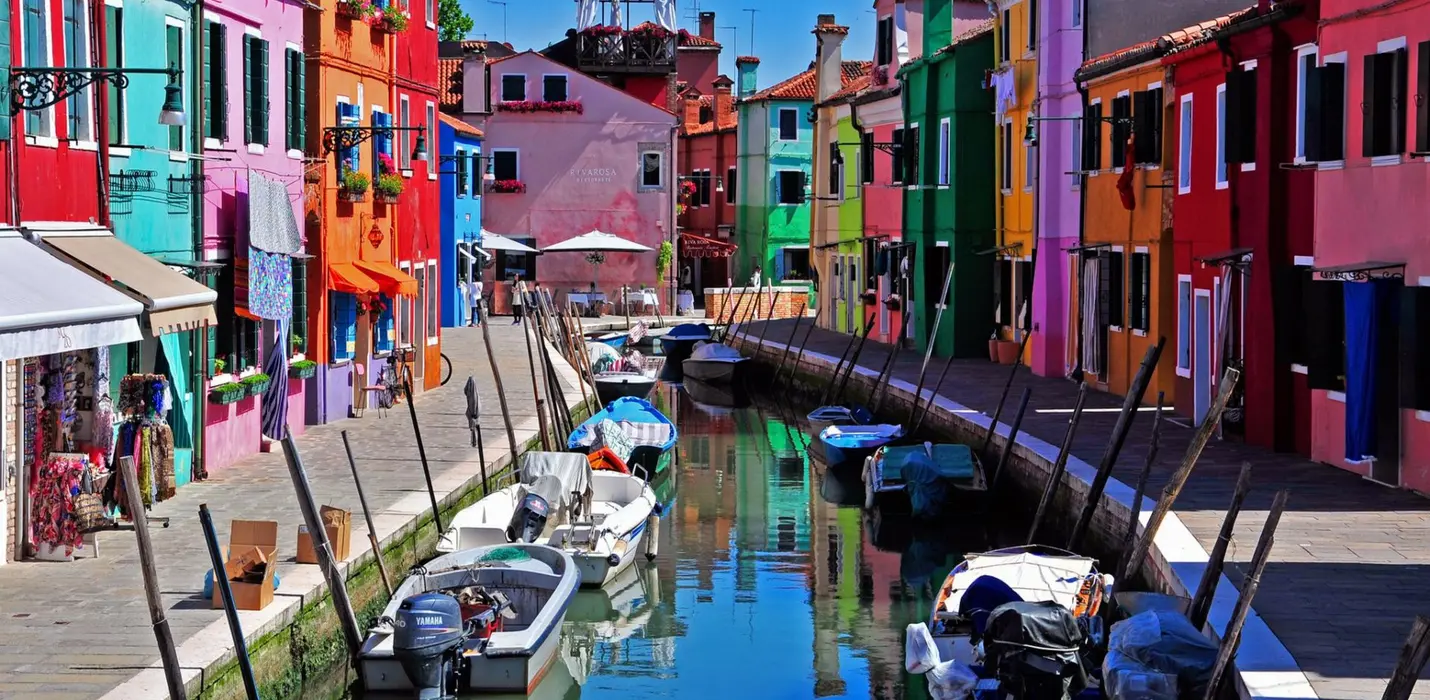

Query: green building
[899,19,996,358]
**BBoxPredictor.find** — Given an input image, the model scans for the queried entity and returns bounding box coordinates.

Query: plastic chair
[354,362,388,419]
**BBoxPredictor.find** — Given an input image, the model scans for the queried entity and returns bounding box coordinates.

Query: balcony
[576,30,677,74]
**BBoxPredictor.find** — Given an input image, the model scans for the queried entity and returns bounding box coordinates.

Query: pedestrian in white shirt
[468,279,484,326]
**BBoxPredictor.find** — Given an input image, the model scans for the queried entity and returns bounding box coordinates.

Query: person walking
[511,274,528,325]
[468,277,484,326]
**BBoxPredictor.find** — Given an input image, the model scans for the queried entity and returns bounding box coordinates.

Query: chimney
[461,47,490,115]
[699,11,716,40]
[712,75,734,127]
[813,15,848,104]
[735,56,759,98]
[683,93,702,132]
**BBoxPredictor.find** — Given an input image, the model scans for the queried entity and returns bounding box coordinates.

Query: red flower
[490,179,526,193]
[495,100,584,115]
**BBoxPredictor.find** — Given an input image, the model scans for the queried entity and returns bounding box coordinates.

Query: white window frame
[540,73,569,102]
[1176,275,1192,377]
[1026,0,1036,54]
[776,108,799,141]
[21,0,59,146]
[491,147,519,182]
[1001,119,1013,193]
[639,150,664,191]
[776,168,803,206]
[425,0,434,29]
[1177,93,1193,194]
[63,0,97,148]
[1071,0,1081,27]
[1069,113,1081,190]
[1293,44,1318,164]
[1237,59,1257,172]
[103,0,128,155]
[398,95,412,174]
[1216,83,1228,189]
[937,117,951,186]
[500,73,527,102]
[398,261,413,347]
[426,257,440,345]
[1024,136,1035,191]
[284,41,303,159]
[1317,51,1349,171]
[426,101,437,180]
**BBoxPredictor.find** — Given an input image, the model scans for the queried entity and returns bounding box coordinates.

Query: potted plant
[375,172,404,204]
[289,359,318,380]
[374,0,409,31]
[883,293,903,312]
[212,358,227,377]
[335,0,374,20]
[489,179,526,194]
[339,169,370,201]
[208,382,247,405]
[240,372,272,397]
[860,289,878,304]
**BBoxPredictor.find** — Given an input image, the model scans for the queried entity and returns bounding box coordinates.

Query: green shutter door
[243,36,252,144]
[0,0,10,139]
[214,23,227,139]
[295,52,306,152]
[166,24,182,150]
[255,39,269,145]
[202,21,212,137]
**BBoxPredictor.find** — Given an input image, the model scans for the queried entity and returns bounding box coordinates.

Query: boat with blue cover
[568,397,678,477]
[812,423,905,471]
[659,323,713,363]
[863,442,987,517]
[807,403,873,431]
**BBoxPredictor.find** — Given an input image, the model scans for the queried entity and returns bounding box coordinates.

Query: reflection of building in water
[808,463,859,697]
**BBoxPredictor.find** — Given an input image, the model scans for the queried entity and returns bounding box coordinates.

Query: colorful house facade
[676,74,739,297]
[990,0,1038,366]
[438,114,484,328]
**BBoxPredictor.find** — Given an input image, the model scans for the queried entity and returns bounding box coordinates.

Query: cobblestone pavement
[0,325,584,699]
[740,318,1430,700]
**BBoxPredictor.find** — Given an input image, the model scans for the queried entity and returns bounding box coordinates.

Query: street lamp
[9,64,185,124]
[438,153,496,181]
[322,125,429,162]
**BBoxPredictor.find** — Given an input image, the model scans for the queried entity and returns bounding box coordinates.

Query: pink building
[470,51,679,311]
[1309,0,1430,491]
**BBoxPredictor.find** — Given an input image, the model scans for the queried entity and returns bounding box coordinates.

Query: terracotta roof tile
[735,55,760,64]
[813,24,850,35]
[824,73,871,103]
[1077,6,1256,81]
[685,93,739,135]
[438,112,482,138]
[744,60,871,102]
[439,57,462,108]
[625,22,721,48]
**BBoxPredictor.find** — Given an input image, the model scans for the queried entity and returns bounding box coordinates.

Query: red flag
[1116,133,1136,211]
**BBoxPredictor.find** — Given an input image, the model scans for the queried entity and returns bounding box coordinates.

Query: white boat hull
[547,471,660,588]
[464,613,566,693]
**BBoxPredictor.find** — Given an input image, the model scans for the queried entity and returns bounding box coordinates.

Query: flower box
[339,189,367,202]
[240,373,272,397]
[208,383,247,405]
[375,192,399,204]
[882,295,903,312]
[489,179,526,194]
[289,361,318,380]
[335,0,372,20]
[860,291,878,304]
[495,100,585,115]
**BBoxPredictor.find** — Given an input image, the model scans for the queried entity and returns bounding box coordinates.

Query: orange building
[303,0,423,423]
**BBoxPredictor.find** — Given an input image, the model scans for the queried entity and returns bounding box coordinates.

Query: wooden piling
[989,387,1032,491]
[1027,382,1090,545]
[1067,338,1166,550]
[870,310,916,414]
[819,321,863,406]
[1115,392,1163,583]
[751,285,784,358]
[1382,616,1430,700]
[476,303,523,470]
[909,263,957,427]
[1202,490,1287,700]
[341,431,393,596]
[715,284,738,343]
[401,370,444,532]
[198,504,260,700]
[784,307,821,390]
[772,299,808,383]
[832,313,879,405]
[118,456,187,700]
[1125,367,1242,583]
[1187,461,1254,630]
[980,331,1034,454]
[520,306,552,451]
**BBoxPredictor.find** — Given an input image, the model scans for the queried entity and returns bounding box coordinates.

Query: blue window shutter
[376,296,394,352]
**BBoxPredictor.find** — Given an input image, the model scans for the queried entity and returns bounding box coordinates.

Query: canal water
[338,377,1026,700]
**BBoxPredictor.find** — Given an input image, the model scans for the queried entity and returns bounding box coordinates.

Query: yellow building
[990,0,1038,362]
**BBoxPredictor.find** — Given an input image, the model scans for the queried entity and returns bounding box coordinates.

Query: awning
[679,232,736,259]
[1312,260,1406,282]
[976,242,1024,256]
[25,222,218,336]
[0,229,144,360]
[328,263,381,294]
[353,260,419,297]
[1196,247,1253,266]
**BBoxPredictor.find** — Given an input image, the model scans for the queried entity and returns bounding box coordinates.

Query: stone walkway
[0,325,584,700]
[739,318,1430,700]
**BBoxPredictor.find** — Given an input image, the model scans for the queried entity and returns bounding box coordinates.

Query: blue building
[439,113,484,327]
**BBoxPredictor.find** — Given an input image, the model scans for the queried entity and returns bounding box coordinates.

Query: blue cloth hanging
[261,319,290,441]
[1343,282,1377,462]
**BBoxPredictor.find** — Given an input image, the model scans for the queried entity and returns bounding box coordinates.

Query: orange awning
[328,263,380,294]
[353,261,419,297]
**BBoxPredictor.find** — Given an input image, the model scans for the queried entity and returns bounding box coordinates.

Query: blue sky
[458,0,877,89]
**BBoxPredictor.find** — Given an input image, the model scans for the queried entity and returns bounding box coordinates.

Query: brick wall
[704,287,810,324]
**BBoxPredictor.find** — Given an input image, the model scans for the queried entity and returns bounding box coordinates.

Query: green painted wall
[901,30,996,359]
[734,99,813,283]
[834,115,863,334]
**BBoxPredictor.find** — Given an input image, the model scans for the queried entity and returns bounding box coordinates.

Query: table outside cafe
[541,230,654,316]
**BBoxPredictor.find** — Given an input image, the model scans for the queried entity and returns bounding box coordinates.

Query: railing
[576,32,677,73]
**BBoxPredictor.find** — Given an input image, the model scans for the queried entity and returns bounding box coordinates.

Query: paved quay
[0,324,586,700]
[739,318,1430,700]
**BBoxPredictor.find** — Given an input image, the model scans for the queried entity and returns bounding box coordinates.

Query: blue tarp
[901,444,980,517]
[808,404,872,425]
[568,397,677,451]
[818,424,904,449]
[664,323,713,341]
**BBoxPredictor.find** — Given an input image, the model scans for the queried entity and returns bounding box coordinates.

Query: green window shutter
[105,5,123,145]
[284,49,294,150]
[202,21,212,137]
[166,24,182,151]
[214,23,227,139]
[0,0,11,139]
[243,36,252,144]
[256,39,269,146]
[295,52,306,152]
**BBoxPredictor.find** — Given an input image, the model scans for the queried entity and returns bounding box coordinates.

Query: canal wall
[103,340,592,700]
[736,330,1316,700]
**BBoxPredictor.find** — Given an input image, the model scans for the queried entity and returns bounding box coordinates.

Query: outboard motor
[507,474,564,542]
[393,593,467,700]
[982,601,1089,700]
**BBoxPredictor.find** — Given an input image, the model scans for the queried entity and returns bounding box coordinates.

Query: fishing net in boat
[480,547,532,563]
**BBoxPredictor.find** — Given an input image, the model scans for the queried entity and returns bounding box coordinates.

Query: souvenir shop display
[103,374,178,516]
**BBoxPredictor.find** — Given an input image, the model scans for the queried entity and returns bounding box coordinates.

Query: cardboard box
[212,520,279,611]
[296,506,352,564]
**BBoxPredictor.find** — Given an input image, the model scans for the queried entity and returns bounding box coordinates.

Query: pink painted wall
[286,378,307,438]
[481,52,678,305]
[865,120,906,345]
[1313,0,1430,490]
[203,391,261,474]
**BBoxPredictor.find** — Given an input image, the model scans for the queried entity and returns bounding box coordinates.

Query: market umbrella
[261,318,289,440]
[478,230,540,254]
[542,230,655,290]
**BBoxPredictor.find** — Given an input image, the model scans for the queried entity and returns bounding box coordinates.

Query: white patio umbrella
[478,229,540,254]
[542,230,654,292]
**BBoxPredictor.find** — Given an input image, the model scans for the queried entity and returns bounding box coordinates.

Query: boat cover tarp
[940,552,1096,615]
[819,424,904,449]
[1103,610,1219,700]
[901,444,980,517]
[664,323,712,341]
[808,404,872,425]
[569,397,677,452]
[689,341,746,363]
[957,575,1023,637]
[587,342,620,366]
[519,452,592,511]
[984,601,1089,696]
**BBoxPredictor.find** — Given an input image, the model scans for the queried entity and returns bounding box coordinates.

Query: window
[1177,277,1192,374]
[427,260,438,343]
[456,149,469,196]
[999,9,1010,63]
[1072,0,1081,27]
[1070,116,1082,180]
[370,109,391,178]
[777,170,805,205]
[542,74,568,102]
[1132,87,1163,164]
[1129,252,1150,332]
[835,150,846,202]
[105,3,124,145]
[905,125,920,185]
[374,295,395,353]
[501,74,526,102]
[641,151,664,189]
[784,248,810,280]
[425,0,433,27]
[291,258,309,352]
[204,21,227,142]
[497,239,537,280]
[1110,94,1131,168]
[167,23,184,151]
[1216,84,1228,187]
[63,0,92,142]
[1224,65,1256,165]
[1305,58,1346,162]
[1295,47,1318,162]
[397,262,413,346]
[426,102,436,178]
[398,96,411,169]
[828,143,841,196]
[1016,259,1033,329]
[725,166,736,204]
[215,265,261,371]
[1178,94,1193,193]
[1305,278,1345,391]
[937,118,951,185]
[471,151,482,194]
[876,16,893,66]
[1082,102,1102,171]
[890,127,905,183]
[1418,41,1430,153]
[492,149,518,180]
[860,131,874,184]
[1107,250,1125,328]
[1024,138,1035,190]
[1027,0,1037,52]
[1275,263,1312,370]
[22,0,53,139]
[330,293,357,362]
[244,34,269,146]
[777,108,799,141]
[697,169,711,204]
[336,100,360,173]
[1362,46,1408,158]
[1405,286,1430,411]
[996,259,1014,326]
[286,48,306,151]
[1000,121,1013,191]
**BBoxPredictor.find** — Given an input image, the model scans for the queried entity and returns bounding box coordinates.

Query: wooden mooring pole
[908,263,957,427]
[819,322,863,406]
[520,308,552,451]
[989,387,1032,491]
[401,371,444,532]
[1187,461,1254,630]
[476,303,523,465]
[832,313,879,405]
[772,299,808,384]
[199,503,260,700]
[119,456,187,700]
[870,310,916,415]
[751,285,783,357]
[1027,382,1090,545]
[1115,392,1163,583]
[1202,490,1288,700]
[341,430,393,596]
[979,331,1034,455]
[1383,616,1430,700]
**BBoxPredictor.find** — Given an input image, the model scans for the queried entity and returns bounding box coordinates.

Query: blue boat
[863,442,987,517]
[806,404,873,431]
[658,323,712,364]
[813,423,905,471]
[586,331,628,351]
[568,397,678,478]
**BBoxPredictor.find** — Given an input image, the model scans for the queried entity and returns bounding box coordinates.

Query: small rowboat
[568,397,677,478]
[812,423,905,471]
[862,442,987,517]
[593,371,656,407]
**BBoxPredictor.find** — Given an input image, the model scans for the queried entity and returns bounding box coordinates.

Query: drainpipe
[670,123,679,313]
[1071,0,1090,382]
[850,100,865,333]
[190,0,208,476]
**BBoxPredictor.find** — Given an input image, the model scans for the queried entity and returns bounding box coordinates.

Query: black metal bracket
[1314,262,1405,282]
[322,125,426,155]
[10,66,180,111]
[110,169,155,193]
[168,174,208,196]
[835,141,900,155]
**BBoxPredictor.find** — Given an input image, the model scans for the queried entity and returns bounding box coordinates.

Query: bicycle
[439,352,453,386]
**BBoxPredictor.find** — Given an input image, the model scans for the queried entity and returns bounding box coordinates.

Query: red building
[1163,0,1320,454]
[676,75,739,294]
[678,12,723,95]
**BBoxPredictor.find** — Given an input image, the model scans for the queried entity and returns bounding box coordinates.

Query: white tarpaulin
[689,341,746,363]
[653,0,676,30]
[520,451,593,511]
[939,552,1097,615]
[576,0,598,29]
[895,4,911,64]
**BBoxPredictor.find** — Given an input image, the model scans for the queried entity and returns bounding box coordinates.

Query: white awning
[0,228,143,360]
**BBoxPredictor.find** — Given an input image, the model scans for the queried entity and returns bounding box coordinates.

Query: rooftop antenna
[487,0,508,42]
[720,25,739,58]
[743,8,758,55]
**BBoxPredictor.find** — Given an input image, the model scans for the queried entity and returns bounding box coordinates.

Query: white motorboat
[547,469,662,588]
[680,341,749,384]
[358,543,581,697]
[437,452,593,553]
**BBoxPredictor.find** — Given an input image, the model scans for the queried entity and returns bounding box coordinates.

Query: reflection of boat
[593,371,656,406]
[547,470,661,588]
[565,562,660,641]
[813,423,905,471]
[569,397,678,477]
[806,404,872,431]
[586,331,628,350]
[863,442,987,517]
[436,452,592,553]
[680,341,749,383]
[682,376,750,409]
[358,543,581,696]
[659,322,712,364]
